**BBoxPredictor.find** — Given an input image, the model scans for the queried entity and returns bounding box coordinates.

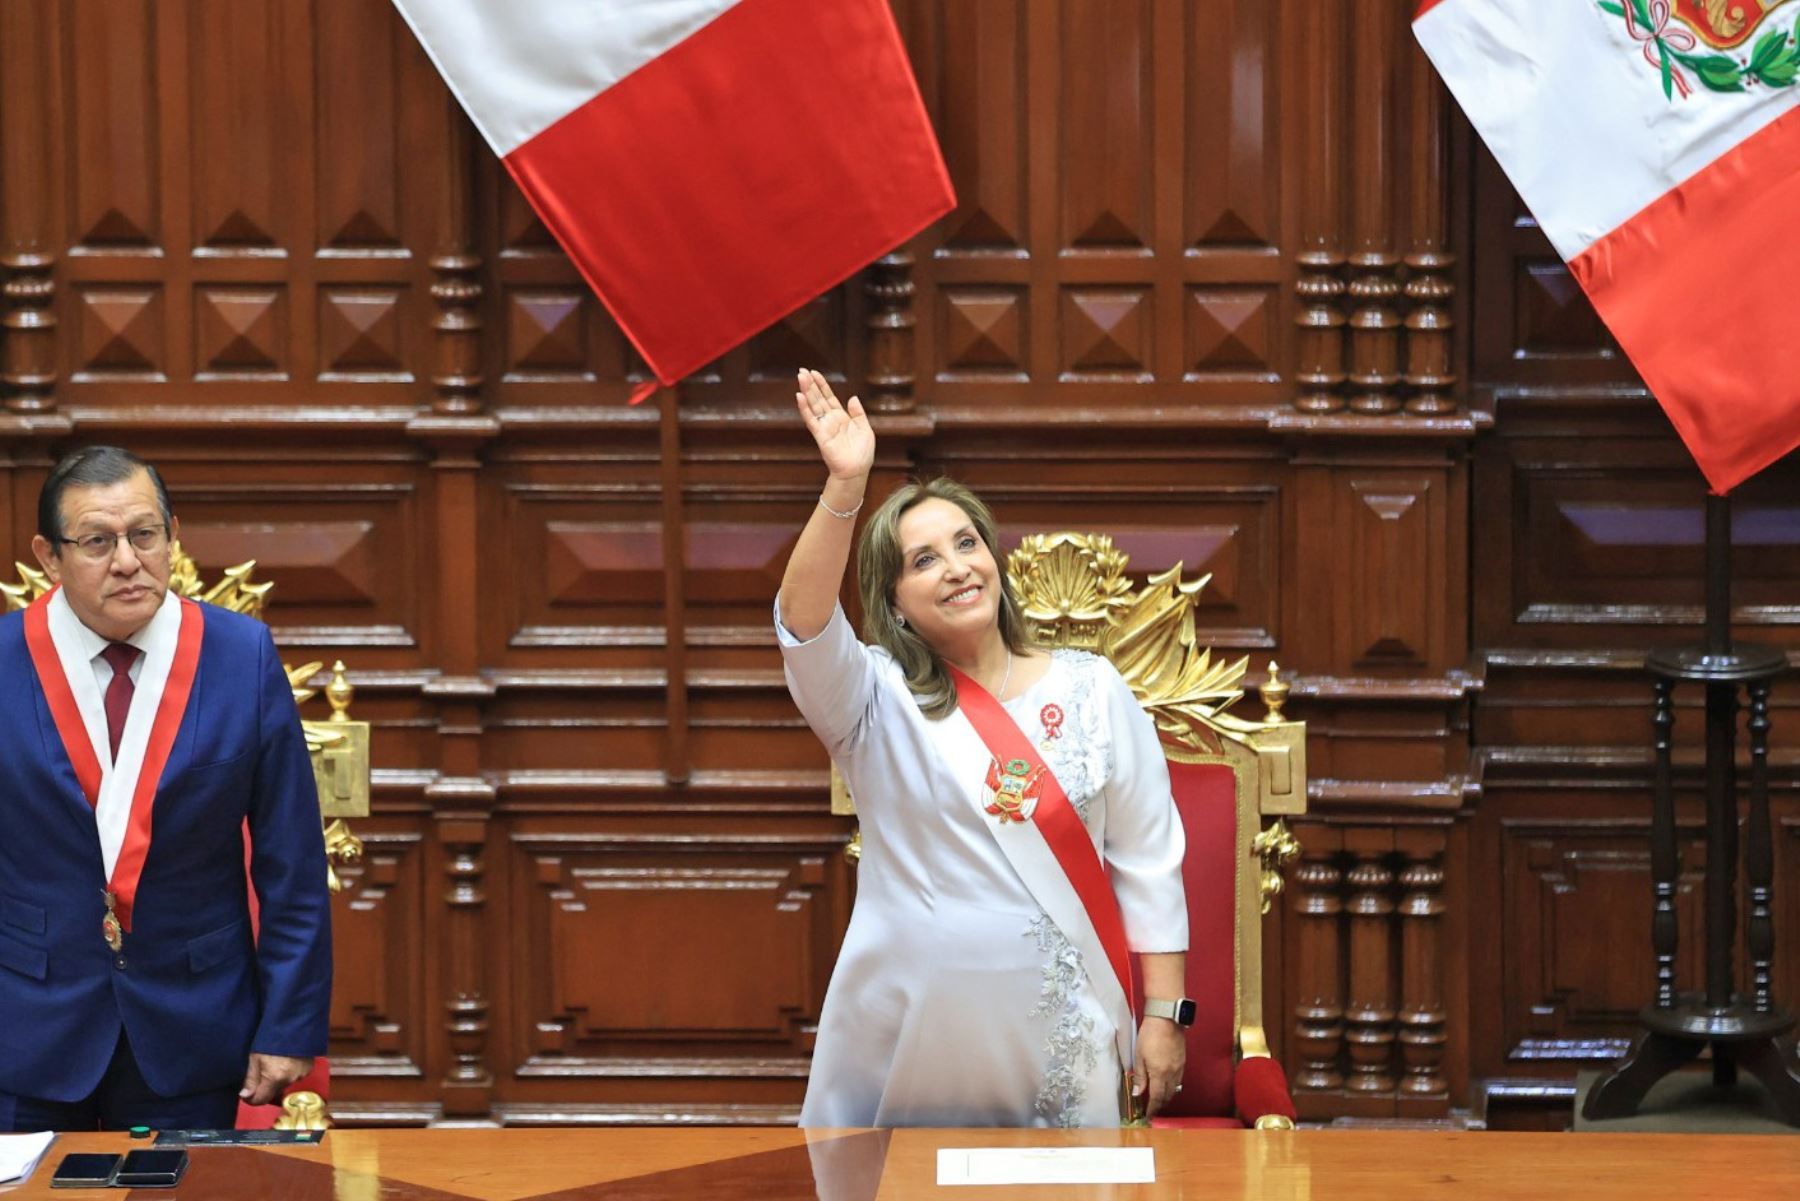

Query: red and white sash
[937,664,1138,1079]
[24,587,203,933]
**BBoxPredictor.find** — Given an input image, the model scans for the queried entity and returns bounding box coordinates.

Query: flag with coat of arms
[1415,0,1800,493]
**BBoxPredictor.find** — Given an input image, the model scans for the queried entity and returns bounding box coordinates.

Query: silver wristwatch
[1144,997,1197,1027]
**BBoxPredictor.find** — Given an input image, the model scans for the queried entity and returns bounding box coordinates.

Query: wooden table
[9,1126,1798,1200]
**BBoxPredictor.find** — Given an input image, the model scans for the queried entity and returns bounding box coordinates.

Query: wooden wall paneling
[1490,795,1711,1077]
[1,0,63,418]
[920,439,1286,651]
[1289,821,1346,1116]
[1468,145,1628,391]
[1342,826,1399,1111]
[1344,0,1401,416]
[408,48,503,1118]
[497,815,852,1124]
[914,0,1288,423]
[1474,435,1800,653]
[165,464,425,655]
[911,0,1030,399]
[1395,824,1450,1109]
[1778,813,1800,1020]
[659,392,689,785]
[1283,815,1467,1121]
[326,819,433,1115]
[64,0,161,383]
[1176,0,1285,397]
[482,439,671,672]
[1288,0,1346,416]
[188,0,303,385]
[1400,23,1454,417]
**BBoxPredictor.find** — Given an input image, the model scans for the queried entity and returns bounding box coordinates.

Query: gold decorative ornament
[272,1090,330,1131]
[1008,532,1134,650]
[1251,819,1302,916]
[1260,662,1290,724]
[0,563,49,612]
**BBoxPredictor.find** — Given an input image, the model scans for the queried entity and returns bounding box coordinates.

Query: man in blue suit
[0,446,330,1130]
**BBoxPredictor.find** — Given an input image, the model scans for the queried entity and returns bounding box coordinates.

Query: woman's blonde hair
[855,478,1030,719]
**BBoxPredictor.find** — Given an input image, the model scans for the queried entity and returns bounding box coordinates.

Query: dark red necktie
[100,643,140,763]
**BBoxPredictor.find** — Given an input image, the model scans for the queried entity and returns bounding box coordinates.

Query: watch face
[1176,998,1197,1027]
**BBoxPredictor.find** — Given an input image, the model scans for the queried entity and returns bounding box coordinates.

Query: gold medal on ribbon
[102,890,123,952]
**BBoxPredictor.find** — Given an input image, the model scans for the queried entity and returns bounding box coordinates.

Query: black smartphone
[115,1149,188,1188]
[48,1152,121,1188]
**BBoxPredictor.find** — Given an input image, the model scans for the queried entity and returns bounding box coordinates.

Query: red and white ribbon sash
[945,663,1136,1016]
[24,587,203,931]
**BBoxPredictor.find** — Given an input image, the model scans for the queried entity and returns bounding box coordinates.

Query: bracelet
[818,493,865,520]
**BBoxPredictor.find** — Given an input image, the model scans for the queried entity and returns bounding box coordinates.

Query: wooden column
[1292,0,1346,415]
[658,389,689,785]
[1401,27,1455,416]
[1344,834,1398,1096]
[411,95,499,1118]
[865,252,917,414]
[1345,1,1401,416]
[1291,827,1346,1094]
[1396,834,1448,1099]
[0,0,59,416]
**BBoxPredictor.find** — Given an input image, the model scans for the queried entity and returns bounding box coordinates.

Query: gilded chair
[4,548,370,1131]
[1007,532,1305,1129]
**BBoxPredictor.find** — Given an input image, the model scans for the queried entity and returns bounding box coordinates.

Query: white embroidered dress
[781,603,1187,1128]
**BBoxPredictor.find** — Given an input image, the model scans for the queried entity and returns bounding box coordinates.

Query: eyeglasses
[59,524,170,562]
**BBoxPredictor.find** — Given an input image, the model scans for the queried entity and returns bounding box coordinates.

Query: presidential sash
[941,664,1144,1121]
[23,587,203,939]
[946,664,1136,1013]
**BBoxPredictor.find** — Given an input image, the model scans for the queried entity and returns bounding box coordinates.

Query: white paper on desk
[0,1131,55,1184]
[936,1146,1155,1186]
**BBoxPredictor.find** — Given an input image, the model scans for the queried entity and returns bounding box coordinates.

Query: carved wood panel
[328,822,431,1086]
[905,0,1291,418]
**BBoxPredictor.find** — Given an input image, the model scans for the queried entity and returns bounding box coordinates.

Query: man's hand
[239,1053,314,1105]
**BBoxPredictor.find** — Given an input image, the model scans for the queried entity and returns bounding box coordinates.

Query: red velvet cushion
[1149,1115,1247,1130]
[1233,1054,1296,1124]
[1146,759,1239,1120]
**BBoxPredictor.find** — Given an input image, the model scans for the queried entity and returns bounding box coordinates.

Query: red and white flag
[1415,0,1800,493]
[393,0,955,394]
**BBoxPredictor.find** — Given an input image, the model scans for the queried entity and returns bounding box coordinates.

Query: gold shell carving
[1006,533,1254,756]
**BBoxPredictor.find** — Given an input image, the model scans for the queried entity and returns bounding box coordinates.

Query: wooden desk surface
[10,1126,1798,1200]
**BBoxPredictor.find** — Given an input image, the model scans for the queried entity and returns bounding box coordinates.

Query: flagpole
[1583,488,1800,1123]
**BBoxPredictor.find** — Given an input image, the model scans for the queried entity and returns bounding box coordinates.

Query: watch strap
[1144,997,1195,1026]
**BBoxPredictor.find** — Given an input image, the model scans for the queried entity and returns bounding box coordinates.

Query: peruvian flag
[393,0,955,393]
[1415,0,1800,493]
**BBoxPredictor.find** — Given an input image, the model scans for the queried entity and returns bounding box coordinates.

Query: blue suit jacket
[0,601,331,1101]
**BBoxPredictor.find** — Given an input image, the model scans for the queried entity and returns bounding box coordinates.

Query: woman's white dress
[780,603,1187,1128]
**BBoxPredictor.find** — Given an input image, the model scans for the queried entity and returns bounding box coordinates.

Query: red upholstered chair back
[1160,759,1239,1118]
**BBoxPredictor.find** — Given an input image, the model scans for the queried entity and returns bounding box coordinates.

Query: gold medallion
[102,890,123,952]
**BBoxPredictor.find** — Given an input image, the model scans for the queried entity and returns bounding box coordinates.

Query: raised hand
[795,368,874,482]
